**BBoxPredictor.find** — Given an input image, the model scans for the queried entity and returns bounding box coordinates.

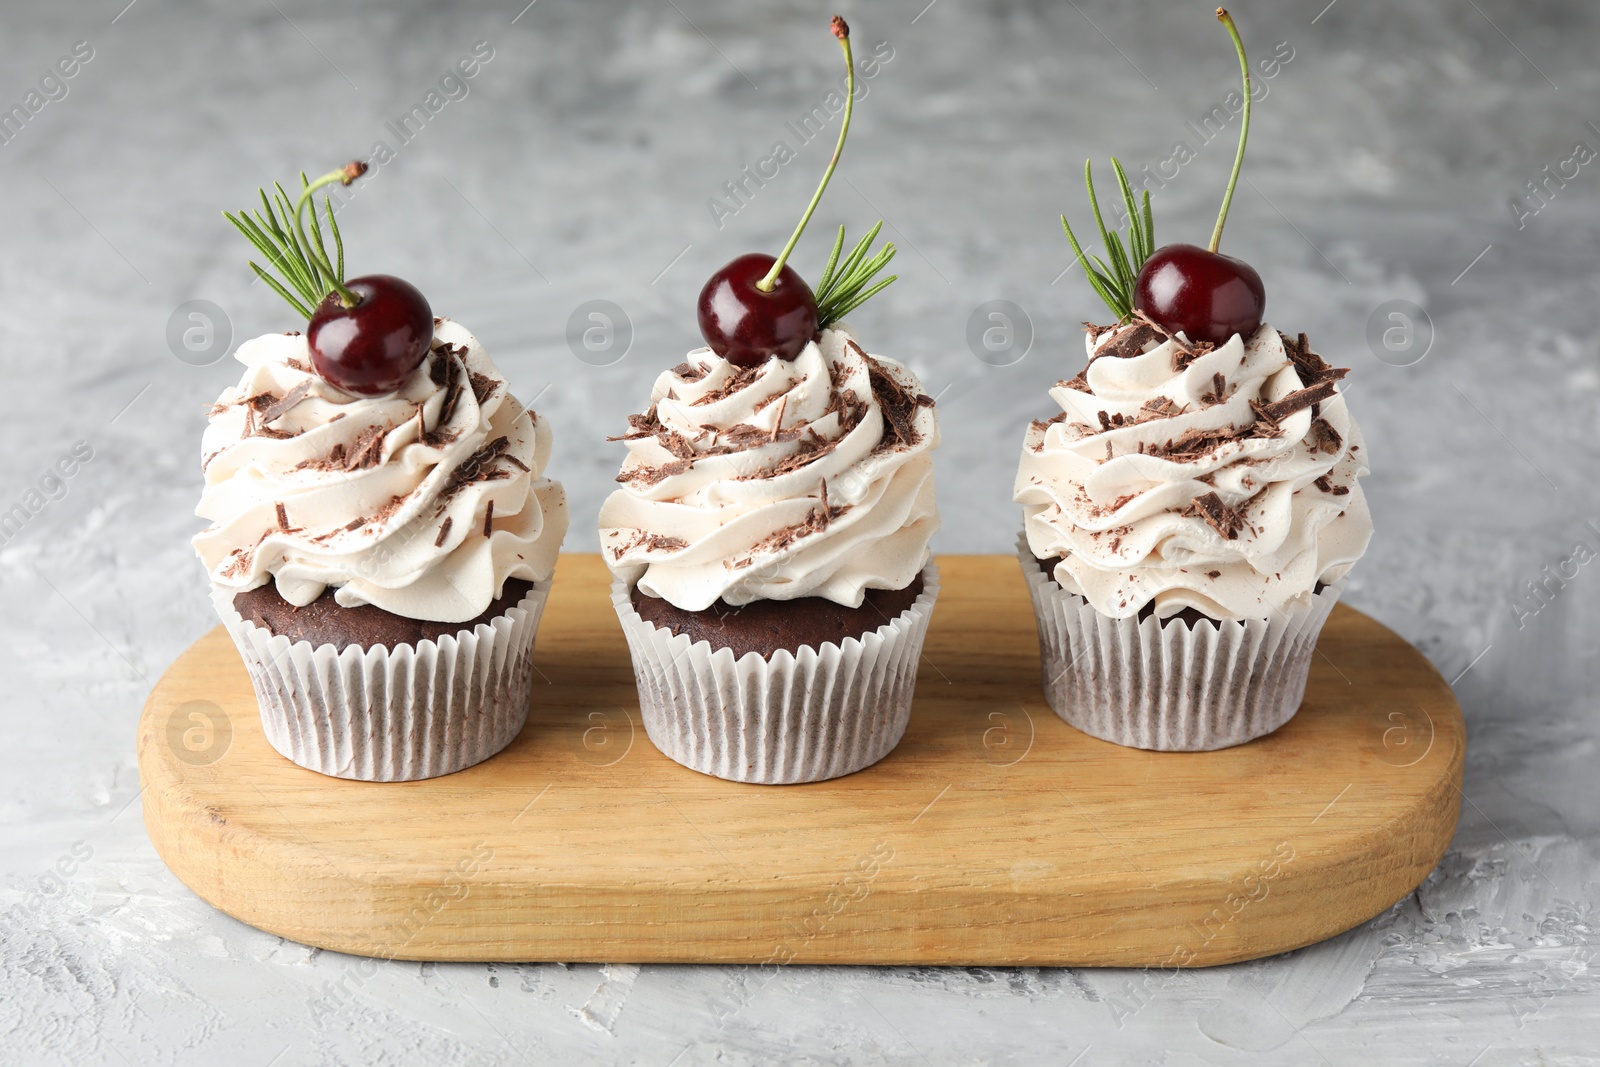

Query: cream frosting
[1014,320,1371,620]
[194,319,568,623]
[599,327,939,611]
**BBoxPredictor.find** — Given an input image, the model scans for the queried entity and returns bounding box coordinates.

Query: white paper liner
[610,566,940,784]
[1017,535,1341,751]
[210,581,551,781]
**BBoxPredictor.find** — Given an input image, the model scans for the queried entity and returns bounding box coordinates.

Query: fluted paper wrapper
[611,566,940,784]
[210,581,550,781]
[1017,535,1340,751]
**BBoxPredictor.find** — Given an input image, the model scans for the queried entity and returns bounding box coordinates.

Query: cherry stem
[294,161,367,308]
[758,16,854,293]
[1208,8,1251,255]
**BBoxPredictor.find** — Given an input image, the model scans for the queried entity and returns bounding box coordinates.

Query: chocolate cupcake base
[1019,535,1340,751]
[211,580,551,781]
[611,566,940,785]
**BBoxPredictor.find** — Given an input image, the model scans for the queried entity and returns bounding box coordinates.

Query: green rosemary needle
[1060,157,1154,321]
[815,222,898,330]
[225,160,367,319]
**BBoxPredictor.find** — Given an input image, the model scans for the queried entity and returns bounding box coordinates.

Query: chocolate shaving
[275,502,289,531]
[648,533,688,552]
[420,423,460,449]
[468,371,500,406]
[1137,396,1182,422]
[483,500,495,538]
[1279,331,1346,386]
[368,492,409,526]
[1252,379,1340,426]
[1171,338,1215,371]
[503,454,529,472]
[608,408,662,442]
[259,380,311,426]
[1308,417,1343,456]
[1119,309,1215,369]
[220,547,253,578]
[621,457,692,487]
[864,351,929,452]
[690,363,761,406]
[1094,321,1162,360]
[1059,368,1092,393]
[671,361,709,382]
[1313,474,1351,496]
[344,425,386,471]
[608,529,690,559]
[729,488,853,569]
[436,354,465,428]
[1200,373,1229,407]
[770,395,787,442]
[1029,412,1069,443]
[652,430,698,461]
[758,428,842,478]
[435,517,453,547]
[1143,426,1242,462]
[444,436,511,494]
[721,422,785,449]
[1186,491,1245,540]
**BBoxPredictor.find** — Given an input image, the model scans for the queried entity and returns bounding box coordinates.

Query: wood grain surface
[137,554,1463,966]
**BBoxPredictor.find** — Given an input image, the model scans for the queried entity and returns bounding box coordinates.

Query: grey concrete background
[2,0,1597,1062]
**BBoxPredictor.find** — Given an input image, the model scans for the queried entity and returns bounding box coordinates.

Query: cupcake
[1017,11,1372,750]
[599,16,939,784]
[601,327,939,784]
[195,162,568,780]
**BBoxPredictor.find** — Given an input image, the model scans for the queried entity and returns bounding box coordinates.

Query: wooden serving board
[138,555,1463,967]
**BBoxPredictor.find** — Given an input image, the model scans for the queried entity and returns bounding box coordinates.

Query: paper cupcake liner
[610,566,940,784]
[210,581,550,781]
[1017,535,1340,751]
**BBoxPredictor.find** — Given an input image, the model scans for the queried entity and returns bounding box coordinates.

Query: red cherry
[1132,243,1265,347]
[697,253,818,367]
[307,275,433,396]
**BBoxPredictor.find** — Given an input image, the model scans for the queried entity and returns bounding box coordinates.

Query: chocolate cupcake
[599,327,940,784]
[1014,320,1370,750]
[1021,11,1374,750]
[196,318,568,779]
[196,160,565,781]
[597,17,939,784]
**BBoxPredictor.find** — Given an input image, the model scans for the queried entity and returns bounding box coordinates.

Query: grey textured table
[3,0,1596,1063]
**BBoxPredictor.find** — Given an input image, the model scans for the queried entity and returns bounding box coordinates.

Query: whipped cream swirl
[195,319,568,623]
[599,327,939,611]
[1015,321,1371,620]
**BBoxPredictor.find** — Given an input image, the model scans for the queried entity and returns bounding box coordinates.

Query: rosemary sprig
[1060,158,1154,321]
[224,161,367,319]
[814,222,897,329]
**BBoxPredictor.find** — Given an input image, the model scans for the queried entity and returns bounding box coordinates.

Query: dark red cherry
[1133,243,1266,347]
[697,252,818,367]
[308,274,433,396]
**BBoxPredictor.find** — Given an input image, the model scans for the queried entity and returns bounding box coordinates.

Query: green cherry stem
[1207,7,1251,255]
[757,15,855,293]
[294,160,368,307]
